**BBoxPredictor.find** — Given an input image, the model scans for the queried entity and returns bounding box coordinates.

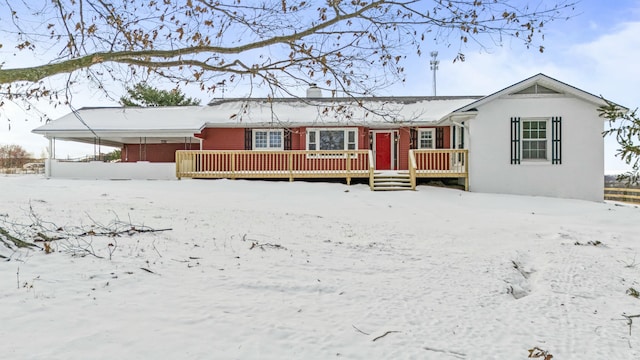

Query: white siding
[46,160,177,180]
[467,95,604,201]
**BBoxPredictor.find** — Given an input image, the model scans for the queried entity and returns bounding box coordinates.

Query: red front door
[375,132,392,170]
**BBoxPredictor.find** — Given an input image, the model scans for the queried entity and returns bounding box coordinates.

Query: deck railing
[604,187,640,204]
[176,150,374,186]
[408,149,469,190]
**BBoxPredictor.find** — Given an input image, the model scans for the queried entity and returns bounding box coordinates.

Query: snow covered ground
[1,175,639,359]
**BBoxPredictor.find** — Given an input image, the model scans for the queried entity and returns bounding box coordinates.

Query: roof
[32,107,209,146]
[31,96,481,145]
[454,73,628,113]
[202,96,480,127]
[31,73,626,147]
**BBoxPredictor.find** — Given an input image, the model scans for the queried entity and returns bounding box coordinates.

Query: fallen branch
[621,314,640,336]
[352,324,370,336]
[33,231,66,242]
[140,267,159,275]
[79,226,172,237]
[372,330,400,342]
[0,226,39,249]
[423,346,466,359]
[249,241,286,251]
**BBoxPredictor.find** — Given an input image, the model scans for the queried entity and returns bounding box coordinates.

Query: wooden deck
[176,149,469,191]
[176,150,374,186]
[409,149,469,190]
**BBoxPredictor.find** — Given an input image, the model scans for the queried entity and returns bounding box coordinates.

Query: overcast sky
[1,0,639,172]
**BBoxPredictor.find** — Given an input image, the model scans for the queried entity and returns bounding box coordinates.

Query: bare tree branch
[0,0,577,109]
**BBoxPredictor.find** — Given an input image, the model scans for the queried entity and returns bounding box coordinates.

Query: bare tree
[0,144,32,169]
[0,0,576,109]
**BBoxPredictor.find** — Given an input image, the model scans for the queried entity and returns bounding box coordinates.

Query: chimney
[306,83,322,98]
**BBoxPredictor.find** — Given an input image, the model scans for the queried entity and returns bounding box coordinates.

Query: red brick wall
[441,126,451,149]
[200,126,370,151]
[398,127,412,170]
[395,126,452,170]
[201,128,246,150]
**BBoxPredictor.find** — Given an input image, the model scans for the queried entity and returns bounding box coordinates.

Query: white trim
[454,73,621,113]
[252,129,284,150]
[418,128,435,149]
[520,118,551,163]
[306,127,358,151]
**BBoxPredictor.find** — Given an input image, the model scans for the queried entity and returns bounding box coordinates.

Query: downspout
[46,137,53,178]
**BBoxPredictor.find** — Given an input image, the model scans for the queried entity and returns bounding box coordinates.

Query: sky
[1,0,639,172]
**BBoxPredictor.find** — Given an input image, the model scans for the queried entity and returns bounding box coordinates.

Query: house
[32,74,623,201]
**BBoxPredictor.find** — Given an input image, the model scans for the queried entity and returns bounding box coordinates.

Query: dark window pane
[319,130,345,150]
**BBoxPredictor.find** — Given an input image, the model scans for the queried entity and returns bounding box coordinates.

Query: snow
[32,97,477,135]
[1,175,639,359]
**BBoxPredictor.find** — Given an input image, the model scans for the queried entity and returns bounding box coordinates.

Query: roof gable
[454,73,626,112]
[511,83,560,95]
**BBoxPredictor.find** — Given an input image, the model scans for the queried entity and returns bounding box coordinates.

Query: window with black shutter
[551,116,562,164]
[284,128,292,150]
[510,117,521,164]
[435,127,444,149]
[244,128,253,150]
[410,128,418,149]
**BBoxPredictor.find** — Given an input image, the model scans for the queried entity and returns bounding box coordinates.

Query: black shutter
[284,128,292,150]
[410,128,418,149]
[510,117,520,164]
[244,128,252,150]
[435,127,444,149]
[552,116,562,164]
[460,123,464,149]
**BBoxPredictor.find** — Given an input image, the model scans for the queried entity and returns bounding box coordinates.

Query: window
[307,128,358,152]
[510,117,561,165]
[252,129,283,150]
[522,120,547,160]
[418,129,435,149]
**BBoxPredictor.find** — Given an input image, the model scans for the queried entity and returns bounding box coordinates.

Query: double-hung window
[510,117,561,164]
[307,128,358,153]
[418,129,435,149]
[252,129,283,150]
[522,120,547,160]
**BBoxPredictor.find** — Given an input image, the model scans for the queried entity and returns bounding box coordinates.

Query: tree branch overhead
[0,0,577,104]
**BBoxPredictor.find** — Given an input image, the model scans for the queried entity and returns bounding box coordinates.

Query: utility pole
[430,51,439,96]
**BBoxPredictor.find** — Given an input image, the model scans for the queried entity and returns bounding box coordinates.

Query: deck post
[231,152,236,179]
[346,151,351,185]
[464,150,469,191]
[288,152,293,182]
[175,151,181,180]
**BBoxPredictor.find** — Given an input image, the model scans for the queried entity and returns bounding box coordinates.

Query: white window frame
[252,129,284,150]
[418,129,435,149]
[306,128,358,157]
[521,118,550,162]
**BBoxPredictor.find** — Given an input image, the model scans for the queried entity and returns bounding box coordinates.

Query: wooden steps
[372,171,413,191]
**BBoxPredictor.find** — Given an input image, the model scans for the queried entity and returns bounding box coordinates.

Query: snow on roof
[32,96,481,137]
[32,106,209,134]
[202,96,481,127]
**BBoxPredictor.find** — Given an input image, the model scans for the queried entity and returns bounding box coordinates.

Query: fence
[604,187,640,204]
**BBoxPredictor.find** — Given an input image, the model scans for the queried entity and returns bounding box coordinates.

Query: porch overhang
[435,111,478,126]
[32,129,202,147]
